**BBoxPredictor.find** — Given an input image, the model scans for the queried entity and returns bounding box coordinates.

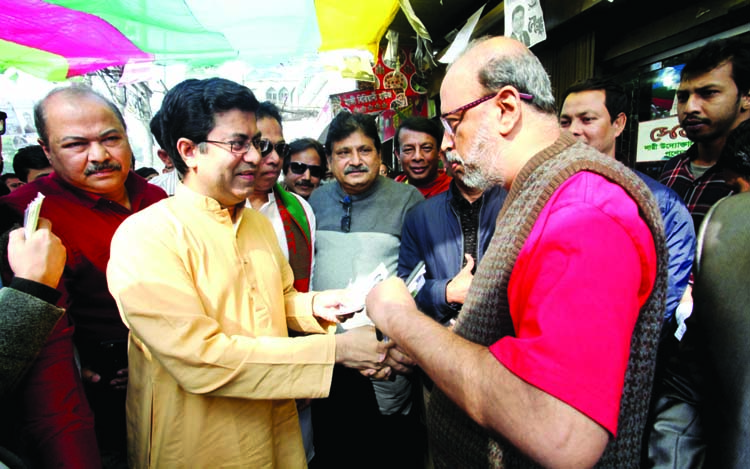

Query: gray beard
[461,123,505,190]
[461,164,494,190]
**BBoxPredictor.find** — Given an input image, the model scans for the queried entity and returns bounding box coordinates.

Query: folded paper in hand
[24,192,45,239]
[338,263,389,330]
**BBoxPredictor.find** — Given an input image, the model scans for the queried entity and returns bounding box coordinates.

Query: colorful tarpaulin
[0,0,400,82]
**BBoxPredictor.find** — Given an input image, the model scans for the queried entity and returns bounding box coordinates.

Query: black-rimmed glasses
[203,137,265,157]
[341,196,352,233]
[202,137,291,158]
[289,161,325,179]
[440,91,534,138]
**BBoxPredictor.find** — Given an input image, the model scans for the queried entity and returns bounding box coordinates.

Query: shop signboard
[637,115,692,162]
[329,89,399,115]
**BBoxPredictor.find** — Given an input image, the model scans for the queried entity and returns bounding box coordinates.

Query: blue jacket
[637,171,695,327]
[398,183,507,323]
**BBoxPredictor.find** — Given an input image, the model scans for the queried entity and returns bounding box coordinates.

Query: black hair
[256,101,283,127]
[34,84,126,146]
[135,167,159,179]
[284,138,327,174]
[149,110,165,149]
[0,173,19,183]
[562,78,628,122]
[395,117,443,151]
[682,38,750,97]
[325,111,381,156]
[718,119,750,178]
[512,4,525,18]
[159,77,260,176]
[13,145,50,182]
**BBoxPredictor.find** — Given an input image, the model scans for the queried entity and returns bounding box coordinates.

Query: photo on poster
[504,0,546,48]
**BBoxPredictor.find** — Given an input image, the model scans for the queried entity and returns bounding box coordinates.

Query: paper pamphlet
[405,261,426,297]
[338,263,389,330]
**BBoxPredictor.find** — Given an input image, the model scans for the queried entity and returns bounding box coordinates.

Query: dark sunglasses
[256,138,291,158]
[341,196,352,233]
[289,161,325,179]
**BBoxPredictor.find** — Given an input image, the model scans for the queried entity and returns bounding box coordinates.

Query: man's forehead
[679,61,734,90]
[332,132,375,149]
[292,149,321,163]
[399,129,436,144]
[563,90,608,112]
[210,109,257,136]
[441,64,481,112]
[45,97,125,138]
[257,116,283,139]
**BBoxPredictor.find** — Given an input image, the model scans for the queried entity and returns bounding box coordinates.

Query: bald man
[366,36,667,468]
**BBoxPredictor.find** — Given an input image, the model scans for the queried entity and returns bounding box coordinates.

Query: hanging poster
[504,0,546,48]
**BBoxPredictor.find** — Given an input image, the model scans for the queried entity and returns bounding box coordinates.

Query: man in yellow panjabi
[107,78,388,468]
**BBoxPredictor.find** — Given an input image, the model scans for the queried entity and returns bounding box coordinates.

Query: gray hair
[460,37,556,115]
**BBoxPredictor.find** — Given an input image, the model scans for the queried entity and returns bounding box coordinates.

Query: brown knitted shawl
[427,133,668,468]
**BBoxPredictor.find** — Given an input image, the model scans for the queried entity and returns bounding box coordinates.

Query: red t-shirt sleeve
[489,172,656,435]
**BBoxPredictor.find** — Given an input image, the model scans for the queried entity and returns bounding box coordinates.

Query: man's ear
[38,139,53,163]
[740,90,750,112]
[156,149,170,165]
[176,138,198,170]
[494,86,523,136]
[612,112,627,138]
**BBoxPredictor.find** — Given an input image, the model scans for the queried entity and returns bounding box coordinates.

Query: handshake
[313,282,417,381]
[334,324,415,381]
[315,263,425,380]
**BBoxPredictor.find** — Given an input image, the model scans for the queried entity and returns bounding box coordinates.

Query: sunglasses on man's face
[256,138,291,158]
[289,161,325,179]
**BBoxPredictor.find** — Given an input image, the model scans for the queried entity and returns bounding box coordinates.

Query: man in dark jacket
[560,78,695,330]
[398,149,506,325]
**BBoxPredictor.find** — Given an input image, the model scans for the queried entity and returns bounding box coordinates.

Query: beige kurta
[107,184,336,468]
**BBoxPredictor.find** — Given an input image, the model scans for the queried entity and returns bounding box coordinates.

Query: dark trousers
[84,383,127,468]
[312,366,425,469]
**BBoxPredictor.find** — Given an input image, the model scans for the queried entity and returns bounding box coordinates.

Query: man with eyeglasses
[308,110,424,468]
[366,36,668,467]
[107,78,389,467]
[283,137,327,200]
